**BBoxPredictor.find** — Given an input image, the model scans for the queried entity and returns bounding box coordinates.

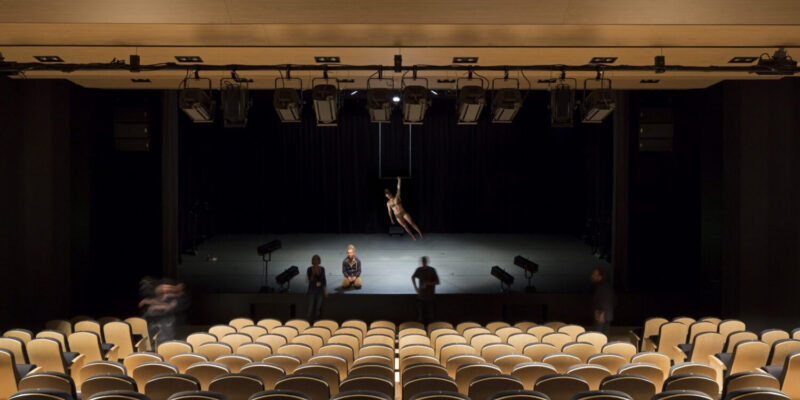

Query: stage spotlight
[276,265,300,288]
[582,73,615,124]
[756,48,798,75]
[514,255,539,292]
[492,89,522,123]
[548,73,577,128]
[257,240,282,256]
[274,74,304,123]
[402,83,431,125]
[220,74,252,128]
[491,266,514,292]
[179,74,216,123]
[456,77,486,125]
[367,74,395,123]
[312,75,340,126]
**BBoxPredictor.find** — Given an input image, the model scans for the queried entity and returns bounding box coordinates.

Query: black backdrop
[180,91,612,235]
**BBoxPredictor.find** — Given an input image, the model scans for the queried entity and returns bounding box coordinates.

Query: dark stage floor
[179,233,610,294]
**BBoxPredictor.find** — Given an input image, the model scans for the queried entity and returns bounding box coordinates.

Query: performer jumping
[385,176,423,241]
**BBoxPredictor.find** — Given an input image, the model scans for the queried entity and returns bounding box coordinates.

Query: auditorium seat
[356,345,393,361]
[510,362,557,390]
[339,375,393,398]
[400,335,431,349]
[540,333,571,352]
[486,322,511,334]
[495,327,523,342]
[274,374,330,400]
[543,323,566,331]
[306,354,347,380]
[303,329,331,345]
[533,373,589,400]
[493,354,532,374]
[284,320,311,334]
[327,336,360,358]
[648,322,688,364]
[347,363,393,381]
[294,363,339,394]
[215,355,253,373]
[27,337,84,378]
[480,343,515,362]
[248,389,310,400]
[630,317,667,352]
[668,362,717,380]
[718,321,747,339]
[765,339,800,366]
[455,323,480,335]
[444,354,484,379]
[123,352,163,375]
[0,349,34,399]
[652,390,712,400]
[169,353,209,373]
[78,360,127,389]
[561,342,595,363]
[132,362,179,393]
[723,388,789,400]
[208,373,265,400]
[185,362,230,390]
[236,343,272,363]
[571,390,632,400]
[523,343,558,363]
[68,332,115,365]
[402,363,448,383]
[239,327,269,342]
[9,388,74,400]
[403,375,458,400]
[792,328,800,341]
[220,334,252,353]
[352,355,392,368]
[209,326,237,340]
[599,374,656,400]
[436,336,469,360]
[513,322,537,332]
[34,332,70,355]
[330,390,392,400]
[630,352,670,380]
[468,374,524,400]
[229,319,255,332]
[710,340,769,378]
[123,318,155,352]
[44,321,72,337]
[557,325,585,341]
[541,353,581,374]
[677,332,724,364]
[256,336,288,356]
[313,320,339,333]
[462,329,491,344]
[721,372,779,399]
[565,364,611,390]
[167,390,228,400]
[86,389,149,400]
[158,341,193,361]
[662,374,719,399]
[486,390,549,400]
[401,355,439,373]
[256,320,282,333]
[399,323,425,332]
[186,333,217,350]
[318,344,355,367]
[333,329,362,346]
[196,343,234,362]
[698,318,721,327]
[341,320,369,337]
[74,321,104,342]
[362,335,393,348]
[617,363,664,392]
[81,373,138,399]
[365,328,394,340]
[144,373,201,400]
[239,362,285,390]
[761,349,800,400]
[723,332,758,353]
[687,322,717,344]
[672,317,696,326]
[587,354,627,375]
[454,362,501,394]
[262,355,301,375]
[601,343,636,362]
[0,336,30,364]
[576,332,608,354]
[5,330,35,346]
[18,372,77,400]
[368,321,395,333]
[507,334,538,354]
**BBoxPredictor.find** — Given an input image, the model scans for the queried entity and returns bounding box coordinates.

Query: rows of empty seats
[3,316,800,400]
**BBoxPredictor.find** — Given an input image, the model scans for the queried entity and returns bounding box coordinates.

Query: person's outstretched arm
[396,176,402,202]
[387,203,395,224]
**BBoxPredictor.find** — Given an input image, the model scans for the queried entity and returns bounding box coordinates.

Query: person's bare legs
[397,219,417,241]
[403,214,423,238]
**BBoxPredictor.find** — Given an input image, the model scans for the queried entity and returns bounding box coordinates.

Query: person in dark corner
[306,254,328,321]
[412,256,440,324]
[592,267,614,335]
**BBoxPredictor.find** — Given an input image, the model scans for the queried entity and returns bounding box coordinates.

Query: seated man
[341,244,363,289]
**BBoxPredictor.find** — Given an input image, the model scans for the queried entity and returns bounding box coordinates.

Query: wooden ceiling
[1,0,798,89]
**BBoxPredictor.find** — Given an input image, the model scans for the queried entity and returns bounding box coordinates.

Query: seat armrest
[105,344,119,362]
[672,345,687,362]
[134,337,146,352]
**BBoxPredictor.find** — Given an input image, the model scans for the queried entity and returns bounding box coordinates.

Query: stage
[178,233,609,294]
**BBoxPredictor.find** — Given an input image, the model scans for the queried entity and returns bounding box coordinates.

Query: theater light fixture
[581,71,616,124]
[490,266,514,292]
[756,48,797,75]
[273,72,304,123]
[367,71,395,123]
[491,74,524,123]
[312,71,341,127]
[257,239,282,293]
[514,255,539,292]
[548,71,577,127]
[179,72,216,123]
[402,73,431,125]
[456,72,486,125]
[276,266,300,290]
[220,72,252,128]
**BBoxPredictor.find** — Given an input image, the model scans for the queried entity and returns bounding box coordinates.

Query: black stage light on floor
[582,71,615,124]
[220,72,252,128]
[402,72,430,125]
[274,72,304,123]
[456,72,486,125]
[548,71,577,128]
[367,71,394,123]
[276,266,300,291]
[257,240,282,293]
[491,74,523,123]
[312,71,340,127]
[491,265,514,292]
[179,72,216,123]
[514,255,539,292]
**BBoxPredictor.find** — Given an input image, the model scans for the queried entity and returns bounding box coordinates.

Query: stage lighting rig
[367,69,395,123]
[179,71,216,123]
[257,240,282,292]
[491,265,514,293]
[312,69,341,127]
[220,72,252,128]
[514,255,539,292]
[402,70,430,125]
[491,73,524,123]
[548,71,577,128]
[581,70,615,124]
[456,71,486,125]
[274,71,304,123]
[756,48,797,75]
[276,266,299,292]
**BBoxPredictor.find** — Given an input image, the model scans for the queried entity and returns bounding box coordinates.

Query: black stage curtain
[179,91,612,235]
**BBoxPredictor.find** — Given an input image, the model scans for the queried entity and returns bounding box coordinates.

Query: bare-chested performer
[385,176,423,241]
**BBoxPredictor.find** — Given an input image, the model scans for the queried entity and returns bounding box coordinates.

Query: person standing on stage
[591,267,614,335]
[385,176,423,241]
[306,255,327,321]
[341,244,362,290]
[412,256,439,323]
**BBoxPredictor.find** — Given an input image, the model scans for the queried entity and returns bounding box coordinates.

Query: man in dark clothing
[592,267,614,335]
[341,244,362,289]
[306,255,327,322]
[412,256,440,323]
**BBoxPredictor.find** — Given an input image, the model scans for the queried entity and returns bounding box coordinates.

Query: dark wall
[179,91,612,235]
[0,78,163,328]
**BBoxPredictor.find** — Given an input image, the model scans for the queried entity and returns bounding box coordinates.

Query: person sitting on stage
[385,176,423,241]
[341,244,362,290]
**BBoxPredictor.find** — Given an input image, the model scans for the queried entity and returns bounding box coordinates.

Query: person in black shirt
[307,255,327,321]
[412,256,440,323]
[592,267,614,335]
